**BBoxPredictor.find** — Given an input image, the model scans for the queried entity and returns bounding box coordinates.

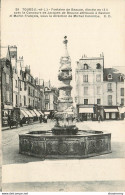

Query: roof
[79,56,104,60]
[103,68,124,82]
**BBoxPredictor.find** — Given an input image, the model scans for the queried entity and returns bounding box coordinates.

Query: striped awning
[33,109,41,117]
[38,111,44,116]
[20,109,28,117]
[24,110,33,117]
[29,110,36,117]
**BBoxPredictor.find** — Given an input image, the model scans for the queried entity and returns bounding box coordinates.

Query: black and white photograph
[0,0,125,193]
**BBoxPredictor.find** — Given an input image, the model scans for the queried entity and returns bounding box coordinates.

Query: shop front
[104,107,119,120]
[2,105,13,126]
[78,106,96,121]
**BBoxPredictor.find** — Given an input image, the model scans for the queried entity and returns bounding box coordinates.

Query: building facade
[44,81,58,117]
[75,55,104,121]
[1,47,13,126]
[9,46,20,120]
[75,55,125,121]
[18,65,45,120]
[103,68,124,120]
[1,45,46,126]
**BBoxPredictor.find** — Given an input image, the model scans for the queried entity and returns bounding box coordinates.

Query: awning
[38,111,44,116]
[24,109,33,117]
[44,112,50,115]
[29,110,36,117]
[33,109,41,117]
[4,105,13,109]
[104,108,118,113]
[79,108,94,113]
[20,109,28,117]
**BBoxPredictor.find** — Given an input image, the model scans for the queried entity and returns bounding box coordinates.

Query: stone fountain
[51,36,78,135]
[19,36,111,159]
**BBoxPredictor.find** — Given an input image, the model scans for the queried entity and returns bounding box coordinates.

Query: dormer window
[84,64,88,70]
[108,74,112,80]
[120,75,124,82]
[96,63,101,69]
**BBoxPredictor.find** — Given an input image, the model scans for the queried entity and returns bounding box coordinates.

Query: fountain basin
[19,130,111,159]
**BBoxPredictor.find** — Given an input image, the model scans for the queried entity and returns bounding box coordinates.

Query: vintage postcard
[1,0,125,192]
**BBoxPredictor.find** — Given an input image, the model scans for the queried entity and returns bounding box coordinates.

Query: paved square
[2,120,125,191]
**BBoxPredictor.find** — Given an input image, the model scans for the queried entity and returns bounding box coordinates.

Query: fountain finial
[63,36,69,57]
[63,36,68,45]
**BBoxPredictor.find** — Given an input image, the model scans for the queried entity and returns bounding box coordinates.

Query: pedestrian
[20,117,23,127]
[39,115,42,123]
[28,116,30,124]
[8,115,11,128]
[98,115,101,123]
[45,115,47,123]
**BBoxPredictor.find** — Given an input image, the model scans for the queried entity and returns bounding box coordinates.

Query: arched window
[96,63,101,69]
[84,64,88,69]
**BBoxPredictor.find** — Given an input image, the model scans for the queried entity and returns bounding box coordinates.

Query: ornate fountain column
[52,36,78,135]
